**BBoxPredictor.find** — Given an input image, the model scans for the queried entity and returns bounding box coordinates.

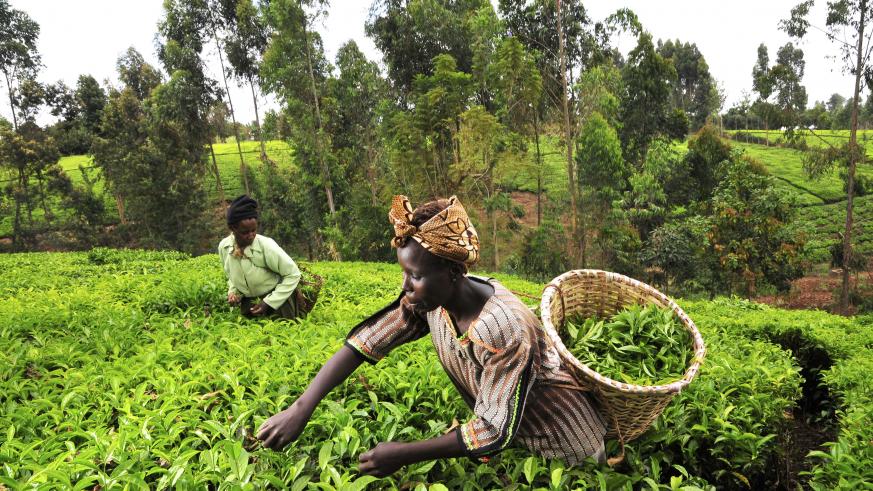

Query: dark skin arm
[358,429,464,477]
[256,344,465,477]
[258,345,363,449]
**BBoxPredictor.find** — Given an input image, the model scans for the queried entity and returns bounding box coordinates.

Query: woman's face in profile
[397,240,455,313]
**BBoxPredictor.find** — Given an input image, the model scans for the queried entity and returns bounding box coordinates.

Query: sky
[2,0,862,127]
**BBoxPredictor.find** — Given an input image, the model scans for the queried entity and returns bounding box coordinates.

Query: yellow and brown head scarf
[389,195,480,266]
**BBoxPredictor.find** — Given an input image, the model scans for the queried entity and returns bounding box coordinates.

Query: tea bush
[683,298,873,490]
[0,252,869,489]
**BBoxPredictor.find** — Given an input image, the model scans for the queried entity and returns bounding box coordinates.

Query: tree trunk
[19,169,33,226]
[12,176,21,246]
[556,0,578,263]
[301,15,336,216]
[492,209,499,270]
[213,30,250,196]
[248,75,269,165]
[365,132,379,207]
[4,70,19,131]
[453,118,462,195]
[209,143,226,203]
[115,194,126,224]
[840,7,866,314]
[533,113,543,227]
[36,171,52,225]
[579,192,587,268]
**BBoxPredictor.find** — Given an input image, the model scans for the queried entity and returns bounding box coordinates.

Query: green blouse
[218,234,301,310]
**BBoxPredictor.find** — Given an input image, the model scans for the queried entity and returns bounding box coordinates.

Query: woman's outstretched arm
[257,344,364,450]
[358,430,465,477]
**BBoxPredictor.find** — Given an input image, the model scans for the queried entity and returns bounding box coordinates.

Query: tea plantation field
[1,250,871,489]
[794,194,873,263]
[724,139,873,262]
[728,129,873,158]
[729,141,873,205]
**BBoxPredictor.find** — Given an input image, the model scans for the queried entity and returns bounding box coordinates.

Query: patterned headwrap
[389,195,480,266]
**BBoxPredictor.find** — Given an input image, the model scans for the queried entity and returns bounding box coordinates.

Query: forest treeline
[1,0,871,307]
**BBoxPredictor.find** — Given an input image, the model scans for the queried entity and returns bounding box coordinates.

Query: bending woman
[219,195,302,319]
[257,195,607,476]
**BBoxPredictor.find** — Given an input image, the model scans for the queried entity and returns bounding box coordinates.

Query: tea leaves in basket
[563,305,693,386]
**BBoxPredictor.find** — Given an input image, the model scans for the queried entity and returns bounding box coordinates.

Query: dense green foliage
[0,252,870,489]
[0,141,294,240]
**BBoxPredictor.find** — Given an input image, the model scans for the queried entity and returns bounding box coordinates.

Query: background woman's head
[227,195,259,248]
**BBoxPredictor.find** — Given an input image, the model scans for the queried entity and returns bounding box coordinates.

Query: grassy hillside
[0,140,294,237]
[57,140,294,200]
[204,140,294,199]
[730,141,873,204]
[498,135,570,201]
[0,251,869,489]
[728,129,873,158]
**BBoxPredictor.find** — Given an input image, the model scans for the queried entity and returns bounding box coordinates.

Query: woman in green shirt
[219,195,302,319]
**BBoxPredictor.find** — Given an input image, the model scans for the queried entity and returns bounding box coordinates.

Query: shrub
[515,221,569,282]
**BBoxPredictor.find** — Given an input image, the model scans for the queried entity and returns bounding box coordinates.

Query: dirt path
[756,269,872,313]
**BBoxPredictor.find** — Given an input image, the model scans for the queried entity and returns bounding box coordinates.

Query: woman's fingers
[258,417,282,449]
[259,427,274,446]
[263,430,283,450]
[358,453,374,474]
[256,421,271,440]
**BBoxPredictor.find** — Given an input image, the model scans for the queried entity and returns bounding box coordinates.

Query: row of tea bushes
[0,251,868,489]
[684,298,873,489]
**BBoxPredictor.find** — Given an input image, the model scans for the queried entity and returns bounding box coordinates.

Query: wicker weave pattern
[539,270,706,443]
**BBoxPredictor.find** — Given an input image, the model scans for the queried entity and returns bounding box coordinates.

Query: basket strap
[598,391,626,466]
[540,381,591,392]
[509,289,539,301]
[542,283,566,322]
[535,282,595,394]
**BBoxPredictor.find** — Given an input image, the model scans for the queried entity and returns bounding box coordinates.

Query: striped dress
[346,276,607,464]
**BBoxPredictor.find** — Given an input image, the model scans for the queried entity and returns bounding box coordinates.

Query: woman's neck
[442,276,493,328]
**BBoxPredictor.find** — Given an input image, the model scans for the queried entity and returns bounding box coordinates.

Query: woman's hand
[249,301,271,316]
[257,347,364,452]
[358,442,409,477]
[227,292,241,305]
[257,400,314,451]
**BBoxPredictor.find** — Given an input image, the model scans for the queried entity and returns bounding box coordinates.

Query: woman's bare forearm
[297,344,364,410]
[358,429,466,476]
[399,430,466,462]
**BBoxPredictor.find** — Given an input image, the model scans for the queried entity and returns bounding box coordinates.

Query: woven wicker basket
[539,269,706,459]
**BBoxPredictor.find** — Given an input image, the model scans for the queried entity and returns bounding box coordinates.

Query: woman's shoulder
[469,276,530,313]
[253,234,282,250]
[468,278,538,350]
[218,234,235,250]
